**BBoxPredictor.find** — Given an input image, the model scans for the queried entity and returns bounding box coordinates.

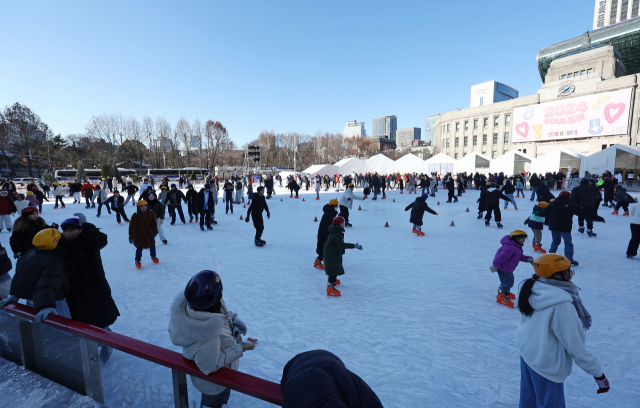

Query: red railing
[0,300,284,406]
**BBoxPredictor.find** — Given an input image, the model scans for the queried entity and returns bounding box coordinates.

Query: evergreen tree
[191,170,196,180]
[101,163,112,178]
[75,161,86,181]
[42,169,56,184]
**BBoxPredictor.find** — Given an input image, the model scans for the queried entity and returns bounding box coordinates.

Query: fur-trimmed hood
[168,292,228,346]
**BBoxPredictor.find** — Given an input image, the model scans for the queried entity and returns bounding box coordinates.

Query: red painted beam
[0,300,283,406]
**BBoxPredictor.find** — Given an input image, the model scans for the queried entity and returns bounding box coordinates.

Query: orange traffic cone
[466,208,470,212]
[314,216,318,222]
[358,206,362,210]
[393,199,395,202]
[281,198,283,202]
[243,204,246,208]
[303,198,305,201]
[239,215,243,220]
[450,221,455,226]
[384,222,389,227]
[437,201,440,205]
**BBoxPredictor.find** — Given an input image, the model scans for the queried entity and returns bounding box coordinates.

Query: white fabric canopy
[530,148,585,176]
[301,164,340,177]
[454,152,492,175]
[365,154,396,174]
[335,157,367,175]
[393,153,426,174]
[424,153,456,175]
[489,151,533,175]
[583,144,640,176]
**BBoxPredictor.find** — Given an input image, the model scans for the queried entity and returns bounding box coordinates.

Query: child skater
[323,216,362,297]
[490,230,533,308]
[246,183,253,205]
[404,193,438,236]
[129,200,159,269]
[314,198,339,269]
[477,182,489,219]
[524,201,548,253]
[315,175,321,200]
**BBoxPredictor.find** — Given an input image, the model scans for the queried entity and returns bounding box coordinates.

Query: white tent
[424,153,456,175]
[335,157,367,175]
[301,164,340,177]
[393,153,426,174]
[583,144,640,176]
[530,148,586,176]
[365,154,396,174]
[489,151,534,176]
[454,152,492,175]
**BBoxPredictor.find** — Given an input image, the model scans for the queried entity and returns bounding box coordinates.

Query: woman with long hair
[10,206,57,259]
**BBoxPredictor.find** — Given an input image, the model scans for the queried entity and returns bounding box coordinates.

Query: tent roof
[366,154,396,174]
[536,147,586,160]
[333,157,353,167]
[394,153,426,173]
[424,152,456,164]
[302,164,340,176]
[335,157,367,174]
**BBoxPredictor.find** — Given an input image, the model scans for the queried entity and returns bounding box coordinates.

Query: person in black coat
[445,178,458,203]
[123,181,139,207]
[571,178,598,234]
[280,350,383,408]
[537,191,605,265]
[105,190,129,223]
[287,179,300,198]
[371,174,381,200]
[405,194,438,235]
[601,177,615,206]
[315,199,339,268]
[223,180,234,214]
[484,183,512,228]
[537,182,555,204]
[613,185,632,215]
[10,208,57,258]
[529,174,541,201]
[195,183,217,230]
[245,186,270,246]
[265,176,274,199]
[164,184,187,224]
[477,182,488,218]
[185,184,199,223]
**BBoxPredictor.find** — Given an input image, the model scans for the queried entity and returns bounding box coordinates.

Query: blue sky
[1,1,593,145]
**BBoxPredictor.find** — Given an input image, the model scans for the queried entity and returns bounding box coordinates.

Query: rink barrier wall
[0,299,284,407]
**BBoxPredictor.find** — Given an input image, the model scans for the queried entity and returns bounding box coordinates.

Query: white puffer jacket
[95,189,107,203]
[516,282,602,383]
[168,294,243,395]
[630,205,640,225]
[53,185,63,196]
[338,188,363,209]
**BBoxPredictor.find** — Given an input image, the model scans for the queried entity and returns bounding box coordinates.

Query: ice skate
[254,239,264,247]
[200,226,205,231]
[504,206,507,210]
[477,214,483,219]
[532,243,546,253]
[314,259,325,270]
[485,219,490,226]
[345,222,352,228]
[259,238,266,245]
[611,211,618,215]
[412,226,417,233]
[207,226,213,230]
[135,261,141,269]
[624,212,630,216]
[496,292,515,308]
[326,285,341,297]
[514,206,518,210]
[151,257,160,263]
[587,230,597,237]
[498,289,515,300]
[381,196,386,199]
[496,222,503,229]
[118,222,121,224]
[54,206,58,209]
[578,227,585,234]
[571,260,579,266]
[416,230,425,236]
[328,278,341,285]
[162,239,168,244]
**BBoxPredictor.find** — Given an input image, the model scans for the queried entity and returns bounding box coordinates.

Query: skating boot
[624,212,630,216]
[151,257,160,264]
[498,289,515,300]
[207,226,213,230]
[135,261,142,269]
[496,292,515,308]
[7,228,10,232]
[295,196,299,199]
[195,217,199,222]
[587,230,597,237]
[611,211,618,215]
[477,214,483,219]
[571,260,579,266]
[504,206,507,210]
[602,203,609,207]
[54,206,58,209]
[100,346,113,364]
[578,227,585,234]
[61,205,65,208]
[189,218,193,223]
[345,222,353,228]
[126,220,130,223]
[328,278,341,285]
[259,239,266,245]
[254,239,264,247]
[381,196,386,199]
[416,230,425,236]
[372,196,377,200]
[211,220,217,225]
[485,219,490,226]
[200,226,205,231]
[118,222,121,224]
[514,206,518,210]
[533,243,546,253]
[327,284,341,297]
[412,226,417,233]
[162,239,168,244]
[314,259,325,270]
[497,222,504,229]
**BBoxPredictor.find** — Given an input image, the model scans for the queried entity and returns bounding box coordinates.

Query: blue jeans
[519,357,565,408]
[135,245,156,262]
[505,194,516,208]
[549,231,574,262]
[530,187,539,201]
[497,270,514,294]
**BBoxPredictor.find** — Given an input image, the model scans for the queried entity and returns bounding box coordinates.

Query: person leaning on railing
[169,270,257,408]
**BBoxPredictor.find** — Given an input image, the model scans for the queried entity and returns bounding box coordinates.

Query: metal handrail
[0,299,284,406]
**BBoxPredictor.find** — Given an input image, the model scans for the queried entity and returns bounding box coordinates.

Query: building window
[602,144,608,150]
[587,68,593,74]
[611,0,618,25]
[480,97,484,106]
[455,122,460,132]
[492,151,498,159]
[474,119,478,129]
[473,135,477,146]
[464,121,468,130]
[447,124,450,133]
[446,138,449,148]
[504,132,509,144]
[464,136,468,146]
[580,70,585,76]
[522,149,527,154]
[505,114,511,125]
[483,134,487,145]
[463,152,467,157]
[482,151,486,155]
[504,150,509,155]
[455,137,459,147]
[494,117,499,127]
[567,73,572,78]
[561,74,566,80]
[483,118,488,129]
[455,153,458,159]
[493,133,498,144]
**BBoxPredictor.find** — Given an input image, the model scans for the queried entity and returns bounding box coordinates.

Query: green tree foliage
[191,170,196,180]
[101,163,112,178]
[42,169,56,184]
[75,161,86,181]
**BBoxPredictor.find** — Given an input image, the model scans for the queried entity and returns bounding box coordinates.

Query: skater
[31,186,47,214]
[287,178,300,198]
[490,230,534,307]
[81,180,95,208]
[477,182,489,219]
[380,175,386,199]
[484,183,512,228]
[9,206,57,259]
[245,186,270,246]
[338,183,364,228]
[246,184,253,204]
[105,190,129,224]
[371,174,381,200]
[571,178,599,236]
[627,203,640,257]
[223,179,234,214]
[146,191,167,244]
[524,201,548,253]
[164,184,187,225]
[13,193,29,215]
[501,179,517,210]
[611,184,631,215]
[53,182,65,209]
[445,177,458,203]
[601,177,615,207]
[529,173,541,201]
[123,181,139,206]
[95,185,111,217]
[0,189,17,232]
[315,198,339,269]
[186,184,199,223]
[517,254,609,406]
[70,179,82,204]
[404,193,438,236]
[537,190,605,266]
[315,176,321,200]
[168,270,257,408]
[234,178,243,204]
[128,200,159,269]
[196,183,217,231]
[323,216,362,297]
[516,179,525,198]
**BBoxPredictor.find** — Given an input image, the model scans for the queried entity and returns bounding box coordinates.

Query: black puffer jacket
[9,220,52,255]
[316,204,338,255]
[405,197,437,226]
[538,195,603,233]
[615,187,630,202]
[58,223,119,328]
[501,181,515,195]
[146,197,165,219]
[281,350,383,408]
[485,188,511,206]
[571,180,597,208]
[9,249,69,312]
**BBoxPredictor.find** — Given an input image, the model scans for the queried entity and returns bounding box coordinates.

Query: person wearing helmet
[0,228,71,323]
[245,186,269,246]
[0,189,17,232]
[405,193,438,236]
[525,201,549,253]
[338,183,364,228]
[484,182,512,228]
[323,216,362,297]
[53,182,65,209]
[570,178,599,236]
[537,190,605,266]
[490,230,534,307]
[129,200,159,269]
[25,190,39,208]
[611,184,631,216]
[169,271,257,408]
[517,254,609,405]
[164,184,187,225]
[315,198,340,269]
[9,207,58,259]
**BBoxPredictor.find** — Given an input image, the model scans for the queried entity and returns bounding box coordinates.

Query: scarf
[539,278,592,331]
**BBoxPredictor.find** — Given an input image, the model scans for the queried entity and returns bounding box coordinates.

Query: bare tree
[175,117,191,166]
[204,120,234,173]
[192,119,204,169]
[127,117,145,168]
[142,116,155,167]
[86,113,119,170]
[155,117,173,168]
[3,103,48,177]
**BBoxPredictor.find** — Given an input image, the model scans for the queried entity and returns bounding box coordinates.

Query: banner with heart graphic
[511,88,632,143]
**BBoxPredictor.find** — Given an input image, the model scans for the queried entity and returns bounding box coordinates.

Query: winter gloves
[73,212,87,224]
[13,252,22,259]
[232,316,247,341]
[35,307,57,323]
[595,373,610,394]
[129,239,135,245]
[354,243,363,250]
[245,217,250,223]
[490,266,497,273]
[267,212,270,219]
[0,295,18,308]
[50,223,59,230]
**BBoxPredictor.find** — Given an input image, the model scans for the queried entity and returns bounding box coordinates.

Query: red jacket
[81,184,95,196]
[0,196,17,215]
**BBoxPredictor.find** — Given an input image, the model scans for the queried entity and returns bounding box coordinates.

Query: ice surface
[1,185,639,407]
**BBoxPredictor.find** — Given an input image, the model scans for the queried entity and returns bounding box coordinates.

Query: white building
[470,81,519,108]
[593,0,639,29]
[343,120,366,138]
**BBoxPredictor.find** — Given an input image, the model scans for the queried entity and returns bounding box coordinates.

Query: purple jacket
[492,235,532,273]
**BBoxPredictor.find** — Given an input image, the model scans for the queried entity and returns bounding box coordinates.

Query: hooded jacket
[168,294,243,395]
[338,188,363,209]
[405,197,437,226]
[129,208,158,249]
[323,224,355,277]
[570,179,597,208]
[317,204,338,255]
[538,196,603,233]
[492,235,533,273]
[517,281,603,383]
[484,188,511,206]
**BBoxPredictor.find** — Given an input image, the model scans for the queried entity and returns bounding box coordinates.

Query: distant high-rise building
[396,128,421,147]
[372,115,397,139]
[470,81,518,108]
[424,114,439,145]
[343,120,366,138]
[594,0,639,29]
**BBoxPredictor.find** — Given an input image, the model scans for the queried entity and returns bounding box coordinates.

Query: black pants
[201,388,230,408]
[97,202,111,216]
[627,224,640,256]
[114,208,129,222]
[578,207,594,230]
[85,196,92,207]
[252,215,264,239]
[615,201,629,212]
[225,196,233,213]
[188,204,197,220]
[55,196,65,206]
[200,209,212,228]
[447,191,457,202]
[485,205,502,222]
[339,205,350,224]
[556,181,562,189]
[169,205,185,223]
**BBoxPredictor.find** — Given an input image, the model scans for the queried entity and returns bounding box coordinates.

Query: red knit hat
[559,190,571,198]
[332,216,345,225]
